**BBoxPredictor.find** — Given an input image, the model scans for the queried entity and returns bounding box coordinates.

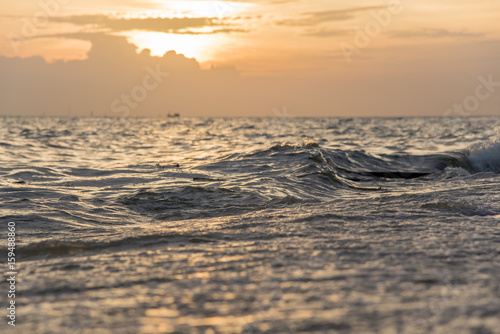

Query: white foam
[443,167,470,178]
[466,136,500,173]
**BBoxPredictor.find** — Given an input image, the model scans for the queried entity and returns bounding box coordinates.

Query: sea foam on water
[466,131,500,173]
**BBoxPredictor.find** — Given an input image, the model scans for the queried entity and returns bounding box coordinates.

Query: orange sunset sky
[0,0,499,117]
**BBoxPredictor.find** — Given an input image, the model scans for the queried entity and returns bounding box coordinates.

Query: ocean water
[1,116,499,334]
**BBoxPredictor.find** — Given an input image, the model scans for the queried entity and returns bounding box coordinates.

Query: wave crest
[466,138,500,173]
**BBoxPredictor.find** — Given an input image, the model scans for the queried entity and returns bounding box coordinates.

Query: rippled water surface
[1,116,499,333]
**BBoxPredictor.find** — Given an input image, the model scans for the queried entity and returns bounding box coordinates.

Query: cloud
[304,28,349,38]
[0,34,244,117]
[390,29,483,39]
[1,33,500,118]
[48,14,240,34]
[277,6,386,26]
[157,28,248,35]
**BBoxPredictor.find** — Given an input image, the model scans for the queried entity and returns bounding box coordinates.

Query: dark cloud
[0,35,264,117]
[2,34,499,118]
[277,6,386,26]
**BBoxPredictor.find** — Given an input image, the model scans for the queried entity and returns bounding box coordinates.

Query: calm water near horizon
[1,116,499,333]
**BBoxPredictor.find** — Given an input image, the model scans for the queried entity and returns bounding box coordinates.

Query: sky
[0,0,499,117]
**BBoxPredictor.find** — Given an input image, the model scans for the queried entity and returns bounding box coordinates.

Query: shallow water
[1,116,499,333]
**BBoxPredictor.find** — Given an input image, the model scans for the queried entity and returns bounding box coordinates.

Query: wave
[250,137,500,178]
[117,186,274,221]
[111,138,500,224]
[12,232,219,260]
[420,199,495,216]
[465,138,500,173]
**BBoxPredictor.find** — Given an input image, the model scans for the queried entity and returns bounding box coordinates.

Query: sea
[0,116,499,334]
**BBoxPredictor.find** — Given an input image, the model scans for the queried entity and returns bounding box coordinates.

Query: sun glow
[118,1,252,62]
[123,30,224,62]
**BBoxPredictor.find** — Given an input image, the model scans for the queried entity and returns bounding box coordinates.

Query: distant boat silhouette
[167,112,180,118]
